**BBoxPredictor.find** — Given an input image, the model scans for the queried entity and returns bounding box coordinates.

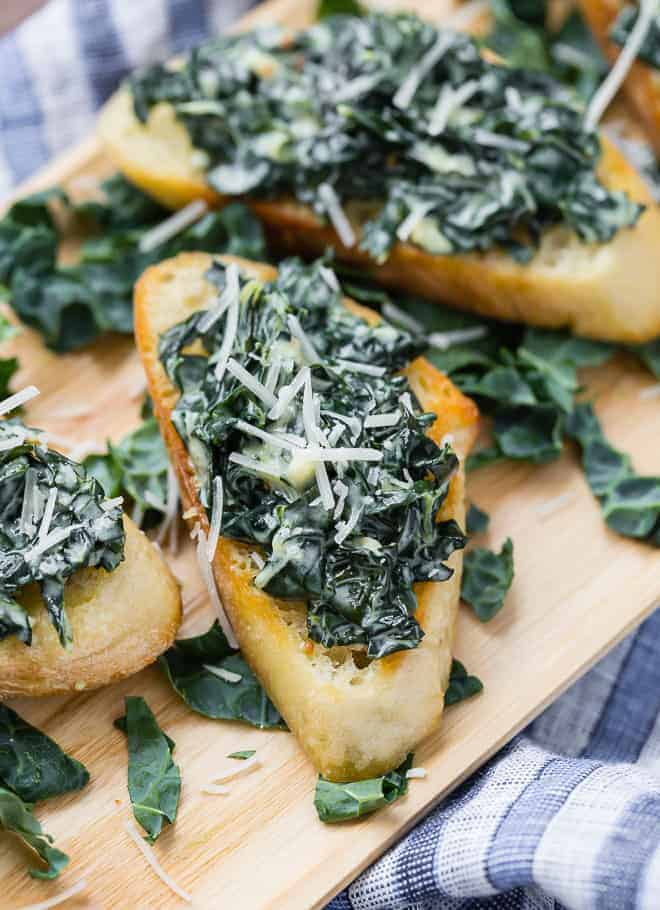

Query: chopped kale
[0,421,125,647]
[631,339,660,379]
[159,621,286,729]
[566,403,660,544]
[466,502,490,535]
[0,788,69,879]
[445,658,484,706]
[227,750,256,760]
[84,415,170,528]
[0,705,89,803]
[610,4,660,70]
[115,696,181,843]
[317,0,365,17]
[314,753,412,823]
[129,12,640,264]
[461,538,514,621]
[159,258,464,658]
[0,174,266,352]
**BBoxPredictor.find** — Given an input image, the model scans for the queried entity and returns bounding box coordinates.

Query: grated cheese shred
[0,385,39,416]
[124,820,192,903]
[17,878,87,910]
[195,530,239,648]
[138,199,208,253]
[213,264,241,381]
[203,663,242,683]
[317,183,356,248]
[207,475,224,562]
[226,359,278,408]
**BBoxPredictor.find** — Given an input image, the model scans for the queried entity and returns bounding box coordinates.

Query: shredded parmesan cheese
[318,183,356,248]
[335,501,362,544]
[195,530,239,648]
[235,419,304,451]
[182,507,198,520]
[394,32,450,109]
[200,782,231,795]
[0,385,39,416]
[336,359,386,377]
[315,462,335,510]
[26,524,81,561]
[20,468,37,532]
[207,476,224,562]
[303,445,382,463]
[203,663,242,683]
[226,358,278,408]
[251,550,265,570]
[428,79,479,136]
[229,452,283,479]
[264,358,281,394]
[124,820,192,903]
[319,265,340,291]
[396,200,436,241]
[585,0,656,131]
[333,480,349,519]
[16,879,87,910]
[406,767,427,779]
[214,265,241,382]
[207,754,261,783]
[268,365,310,420]
[364,410,401,428]
[138,199,208,253]
[287,314,320,363]
[428,326,488,350]
[382,301,423,334]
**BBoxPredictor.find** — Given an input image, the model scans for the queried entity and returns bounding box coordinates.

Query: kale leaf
[84,415,170,528]
[130,12,639,265]
[566,404,660,544]
[314,753,412,823]
[115,696,180,843]
[466,502,490,535]
[485,1,606,100]
[631,339,660,380]
[0,174,266,352]
[0,787,69,879]
[461,538,514,621]
[445,658,484,706]
[159,621,286,729]
[0,420,125,646]
[317,0,365,18]
[610,4,660,70]
[160,257,464,658]
[227,750,256,760]
[0,706,89,803]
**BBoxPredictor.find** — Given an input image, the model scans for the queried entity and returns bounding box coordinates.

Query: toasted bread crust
[100,86,660,343]
[578,0,660,156]
[0,517,181,697]
[134,252,479,780]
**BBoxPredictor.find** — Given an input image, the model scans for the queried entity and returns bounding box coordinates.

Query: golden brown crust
[0,517,182,697]
[578,0,660,156]
[134,252,479,781]
[99,86,660,343]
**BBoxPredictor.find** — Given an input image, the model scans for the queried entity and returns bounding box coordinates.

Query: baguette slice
[578,0,660,156]
[0,516,181,697]
[99,86,660,343]
[135,252,479,781]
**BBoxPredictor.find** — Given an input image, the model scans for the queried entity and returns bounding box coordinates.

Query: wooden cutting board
[2,1,659,907]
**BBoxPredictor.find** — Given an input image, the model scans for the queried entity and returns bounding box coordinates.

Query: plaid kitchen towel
[2,4,660,909]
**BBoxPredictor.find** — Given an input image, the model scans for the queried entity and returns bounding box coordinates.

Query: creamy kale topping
[0,422,125,647]
[159,258,465,658]
[130,12,641,263]
[610,3,660,69]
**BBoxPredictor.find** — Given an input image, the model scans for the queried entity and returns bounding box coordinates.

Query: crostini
[135,252,478,781]
[99,11,660,343]
[0,416,181,698]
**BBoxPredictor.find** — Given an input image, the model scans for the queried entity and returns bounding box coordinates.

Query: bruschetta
[134,251,479,781]
[99,11,660,344]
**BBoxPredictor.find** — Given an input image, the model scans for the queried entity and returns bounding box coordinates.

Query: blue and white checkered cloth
[3,4,660,908]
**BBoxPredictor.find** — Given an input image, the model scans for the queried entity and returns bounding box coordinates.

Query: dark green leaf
[466,503,490,535]
[444,658,483,706]
[227,750,256,760]
[566,403,660,544]
[492,406,563,463]
[318,0,366,18]
[115,696,180,843]
[0,706,89,803]
[461,538,514,622]
[0,787,68,880]
[631,339,660,380]
[314,753,412,823]
[1,175,266,352]
[159,622,286,729]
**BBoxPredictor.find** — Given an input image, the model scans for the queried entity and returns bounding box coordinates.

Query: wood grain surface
[2,1,660,908]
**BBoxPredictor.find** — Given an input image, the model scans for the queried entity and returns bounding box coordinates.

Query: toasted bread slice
[135,252,479,781]
[578,0,660,156]
[99,85,660,344]
[0,516,181,697]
